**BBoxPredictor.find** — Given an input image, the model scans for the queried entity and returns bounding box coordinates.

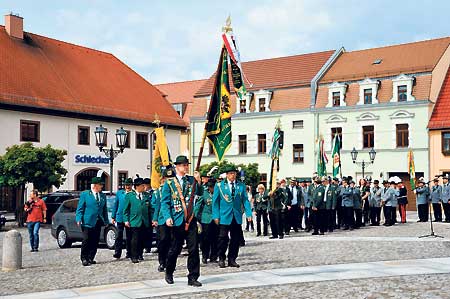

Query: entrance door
[75,168,109,191]
[388,172,424,211]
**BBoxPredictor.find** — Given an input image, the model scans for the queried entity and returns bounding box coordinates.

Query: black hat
[124,178,133,185]
[382,180,389,184]
[143,178,151,185]
[443,174,449,180]
[373,180,379,184]
[332,177,339,182]
[206,178,216,188]
[174,155,190,165]
[134,176,144,186]
[222,165,238,173]
[91,177,104,185]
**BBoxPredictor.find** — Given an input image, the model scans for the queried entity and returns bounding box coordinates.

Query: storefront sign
[73,154,109,165]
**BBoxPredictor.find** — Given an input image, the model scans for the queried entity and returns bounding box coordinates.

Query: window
[173,104,183,117]
[20,120,40,142]
[258,134,266,154]
[136,132,149,149]
[259,173,267,187]
[239,135,247,154]
[398,85,407,102]
[293,144,304,163]
[442,132,450,155]
[331,127,342,149]
[332,92,340,107]
[362,126,374,148]
[396,124,409,148]
[259,98,266,112]
[78,126,90,145]
[292,120,304,129]
[117,130,130,148]
[240,100,246,113]
[118,171,128,189]
[364,89,372,104]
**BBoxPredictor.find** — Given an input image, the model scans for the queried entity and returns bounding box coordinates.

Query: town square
[1,1,450,298]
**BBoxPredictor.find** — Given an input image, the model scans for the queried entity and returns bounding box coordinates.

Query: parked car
[51,194,156,250]
[42,191,81,224]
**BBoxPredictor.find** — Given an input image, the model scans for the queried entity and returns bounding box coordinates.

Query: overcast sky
[2,0,450,84]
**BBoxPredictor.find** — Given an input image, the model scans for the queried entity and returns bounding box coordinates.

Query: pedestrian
[75,176,108,266]
[287,179,303,232]
[268,181,286,239]
[112,177,133,259]
[212,165,252,268]
[415,178,430,222]
[161,155,203,287]
[382,180,399,226]
[431,179,443,222]
[442,175,450,222]
[245,186,255,232]
[341,177,354,230]
[254,184,269,236]
[195,178,218,264]
[24,190,47,252]
[361,179,371,225]
[311,176,326,235]
[397,182,408,223]
[369,180,382,226]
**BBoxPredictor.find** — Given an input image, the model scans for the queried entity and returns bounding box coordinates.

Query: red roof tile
[429,66,450,129]
[0,26,186,127]
[156,79,207,104]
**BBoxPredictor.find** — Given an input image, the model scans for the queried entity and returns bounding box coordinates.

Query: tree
[0,143,68,192]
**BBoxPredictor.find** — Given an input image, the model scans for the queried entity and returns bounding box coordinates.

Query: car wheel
[57,227,72,248]
[105,226,117,250]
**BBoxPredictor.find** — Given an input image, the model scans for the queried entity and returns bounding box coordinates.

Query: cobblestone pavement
[1,219,450,296]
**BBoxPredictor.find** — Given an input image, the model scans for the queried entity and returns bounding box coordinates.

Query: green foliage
[199,160,261,190]
[0,143,68,192]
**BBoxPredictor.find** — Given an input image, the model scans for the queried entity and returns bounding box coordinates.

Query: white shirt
[324,185,329,202]
[290,186,298,205]
[91,188,100,201]
[176,174,185,188]
[135,192,143,200]
[227,180,236,194]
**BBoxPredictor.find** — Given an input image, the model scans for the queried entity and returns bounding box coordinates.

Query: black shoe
[269,236,278,239]
[263,233,268,236]
[219,260,226,268]
[113,253,121,259]
[228,260,240,268]
[294,229,299,232]
[165,273,174,284]
[30,249,35,252]
[202,257,208,264]
[188,280,202,287]
[125,254,131,259]
[343,227,349,230]
[34,249,39,252]
[256,233,261,237]
[131,259,139,263]
[279,235,284,239]
[82,260,90,266]
[319,232,325,235]
[158,265,165,272]
[138,256,144,261]
[312,232,319,235]
[210,257,218,263]
[89,260,96,265]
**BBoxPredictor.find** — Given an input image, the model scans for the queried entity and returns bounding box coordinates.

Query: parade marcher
[442,175,450,222]
[341,177,355,230]
[397,182,408,223]
[278,179,291,235]
[268,181,286,239]
[431,179,443,222]
[194,178,218,264]
[161,155,203,287]
[245,186,255,232]
[213,165,252,268]
[311,176,326,235]
[254,184,269,236]
[369,180,382,226]
[76,177,108,266]
[287,179,303,232]
[382,180,399,226]
[326,177,338,232]
[415,178,431,222]
[361,179,371,225]
[112,178,133,259]
[301,179,312,231]
[24,190,47,252]
[352,181,363,229]
[152,167,174,272]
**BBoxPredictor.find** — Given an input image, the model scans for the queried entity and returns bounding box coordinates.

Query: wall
[429,130,450,177]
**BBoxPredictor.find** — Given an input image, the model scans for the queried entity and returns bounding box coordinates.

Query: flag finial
[153,113,161,127]
[222,15,233,33]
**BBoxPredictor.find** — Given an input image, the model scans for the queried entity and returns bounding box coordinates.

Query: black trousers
[130,225,145,260]
[217,218,243,262]
[343,207,354,228]
[114,222,131,257]
[80,220,102,262]
[166,220,200,281]
[432,203,442,221]
[269,210,284,237]
[390,206,397,224]
[288,204,300,231]
[313,209,326,233]
[201,221,218,260]
[142,226,153,253]
[417,204,429,222]
[304,207,312,230]
[370,207,381,225]
[158,224,172,267]
[336,205,344,228]
[363,200,370,224]
[443,202,450,221]
[245,216,254,231]
[328,209,336,231]
[354,209,363,228]
[282,210,290,233]
[298,207,304,229]
[256,209,269,236]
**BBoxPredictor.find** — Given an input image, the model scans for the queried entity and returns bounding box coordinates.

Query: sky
[2,0,450,84]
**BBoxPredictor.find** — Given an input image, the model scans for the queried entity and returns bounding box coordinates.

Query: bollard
[2,230,22,271]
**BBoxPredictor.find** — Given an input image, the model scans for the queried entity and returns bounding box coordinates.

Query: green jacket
[123,191,153,227]
[312,184,326,210]
[254,191,269,211]
[325,184,338,210]
[269,187,289,211]
[194,188,213,224]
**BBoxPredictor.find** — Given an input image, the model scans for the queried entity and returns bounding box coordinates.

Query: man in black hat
[369,180,382,226]
[112,178,133,259]
[341,177,355,230]
[161,155,203,287]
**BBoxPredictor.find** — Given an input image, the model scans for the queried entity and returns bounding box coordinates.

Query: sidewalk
[3,256,450,299]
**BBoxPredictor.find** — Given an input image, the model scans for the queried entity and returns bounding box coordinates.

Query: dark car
[51,195,156,250]
[42,191,81,224]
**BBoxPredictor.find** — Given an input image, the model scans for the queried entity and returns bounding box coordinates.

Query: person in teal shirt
[75,177,108,266]
[195,178,218,264]
[112,178,133,259]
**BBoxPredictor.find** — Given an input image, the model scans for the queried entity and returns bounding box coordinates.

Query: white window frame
[254,89,272,112]
[235,93,252,114]
[327,82,347,107]
[357,78,379,105]
[390,74,415,102]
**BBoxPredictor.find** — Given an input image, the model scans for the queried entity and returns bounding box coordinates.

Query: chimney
[5,13,23,39]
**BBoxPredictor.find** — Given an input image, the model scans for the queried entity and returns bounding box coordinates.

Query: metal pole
[362,161,365,179]
[109,145,114,196]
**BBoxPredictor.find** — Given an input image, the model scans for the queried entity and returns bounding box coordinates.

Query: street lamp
[94,124,128,195]
[351,147,376,179]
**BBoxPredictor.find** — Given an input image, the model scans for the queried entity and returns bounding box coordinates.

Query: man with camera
[24,190,47,252]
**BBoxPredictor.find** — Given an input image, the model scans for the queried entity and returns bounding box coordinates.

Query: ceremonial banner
[269,125,282,192]
[331,134,341,177]
[151,127,171,189]
[222,32,247,101]
[407,149,416,190]
[206,46,232,161]
[317,135,328,177]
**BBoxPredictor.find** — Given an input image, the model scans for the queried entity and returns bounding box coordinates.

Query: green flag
[331,134,341,177]
[317,135,328,176]
[206,46,232,161]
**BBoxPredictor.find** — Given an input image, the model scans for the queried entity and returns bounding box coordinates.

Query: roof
[321,37,450,83]
[155,79,207,104]
[195,50,335,97]
[0,26,186,127]
[428,67,450,129]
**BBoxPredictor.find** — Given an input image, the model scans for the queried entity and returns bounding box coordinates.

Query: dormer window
[235,93,251,114]
[240,100,246,113]
[327,82,347,108]
[364,89,372,104]
[259,98,266,112]
[332,92,340,107]
[357,78,379,105]
[254,89,272,112]
[398,85,407,102]
[172,103,183,117]
[390,74,415,102]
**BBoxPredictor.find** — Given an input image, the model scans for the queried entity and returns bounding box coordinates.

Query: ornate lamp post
[94,124,128,195]
[350,147,376,179]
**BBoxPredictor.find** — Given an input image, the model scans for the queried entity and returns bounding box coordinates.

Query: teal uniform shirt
[431,185,442,204]
[151,187,166,226]
[160,176,203,227]
[341,186,354,208]
[123,191,153,228]
[416,186,430,205]
[212,180,252,225]
[112,189,127,223]
[76,190,108,228]
[194,188,214,224]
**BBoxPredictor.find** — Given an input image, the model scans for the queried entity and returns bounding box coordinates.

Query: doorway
[75,168,109,191]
